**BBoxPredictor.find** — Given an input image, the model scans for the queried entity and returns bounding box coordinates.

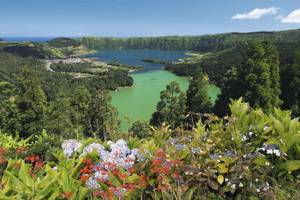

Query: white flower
[266,149,273,154]
[231,184,236,189]
[86,177,100,190]
[274,150,281,157]
[61,139,82,158]
[263,126,269,131]
[242,135,248,142]
[94,170,109,181]
[82,143,105,155]
[239,182,244,187]
[249,131,254,137]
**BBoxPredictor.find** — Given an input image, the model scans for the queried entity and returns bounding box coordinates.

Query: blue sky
[0,0,299,37]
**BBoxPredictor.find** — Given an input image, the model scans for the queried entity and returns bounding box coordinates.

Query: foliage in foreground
[0,99,300,199]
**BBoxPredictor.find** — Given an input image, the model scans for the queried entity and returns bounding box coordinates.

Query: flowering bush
[0,99,300,199]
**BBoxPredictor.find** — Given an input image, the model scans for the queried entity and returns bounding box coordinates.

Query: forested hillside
[80,29,300,52]
[0,39,134,92]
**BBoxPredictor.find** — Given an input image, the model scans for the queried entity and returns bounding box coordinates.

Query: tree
[45,92,75,138]
[186,69,212,123]
[240,41,281,112]
[0,82,21,135]
[87,90,120,140]
[263,41,282,108]
[16,68,47,137]
[0,82,17,101]
[281,51,300,116]
[213,67,240,116]
[150,81,187,129]
[213,41,281,115]
[129,120,152,139]
[70,86,92,134]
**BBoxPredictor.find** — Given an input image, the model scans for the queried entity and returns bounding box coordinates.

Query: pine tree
[150,81,187,129]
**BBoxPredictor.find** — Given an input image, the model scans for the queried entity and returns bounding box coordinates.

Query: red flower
[0,156,7,165]
[16,147,27,154]
[155,149,166,158]
[0,147,7,155]
[128,167,136,174]
[80,174,90,182]
[25,155,40,163]
[80,166,92,175]
[112,169,119,176]
[62,191,73,199]
[172,172,182,180]
[118,172,128,180]
[34,161,44,169]
[80,159,94,176]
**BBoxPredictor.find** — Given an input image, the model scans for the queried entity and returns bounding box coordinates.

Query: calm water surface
[84,49,187,70]
[90,49,220,131]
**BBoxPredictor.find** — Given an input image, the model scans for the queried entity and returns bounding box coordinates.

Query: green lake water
[87,49,220,131]
[111,70,220,131]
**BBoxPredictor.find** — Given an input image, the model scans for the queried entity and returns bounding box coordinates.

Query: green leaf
[279,160,300,172]
[18,161,34,187]
[77,187,90,200]
[109,173,121,187]
[4,171,27,192]
[217,163,229,173]
[126,174,140,184]
[254,156,268,167]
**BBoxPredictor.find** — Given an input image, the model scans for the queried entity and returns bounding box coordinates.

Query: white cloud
[281,9,300,23]
[232,7,280,20]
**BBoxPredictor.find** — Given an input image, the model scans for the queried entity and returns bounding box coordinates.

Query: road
[44,60,55,72]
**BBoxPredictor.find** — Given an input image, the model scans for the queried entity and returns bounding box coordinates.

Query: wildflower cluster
[257,144,282,157]
[61,139,82,158]
[150,149,183,191]
[24,154,44,177]
[78,140,146,199]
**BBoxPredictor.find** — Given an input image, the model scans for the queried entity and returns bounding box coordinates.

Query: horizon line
[1,28,299,39]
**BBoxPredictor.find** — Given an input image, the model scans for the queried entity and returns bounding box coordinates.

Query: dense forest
[79,29,300,52]
[165,41,300,117]
[0,29,300,199]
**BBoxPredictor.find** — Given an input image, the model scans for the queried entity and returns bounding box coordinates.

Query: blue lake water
[84,49,187,70]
